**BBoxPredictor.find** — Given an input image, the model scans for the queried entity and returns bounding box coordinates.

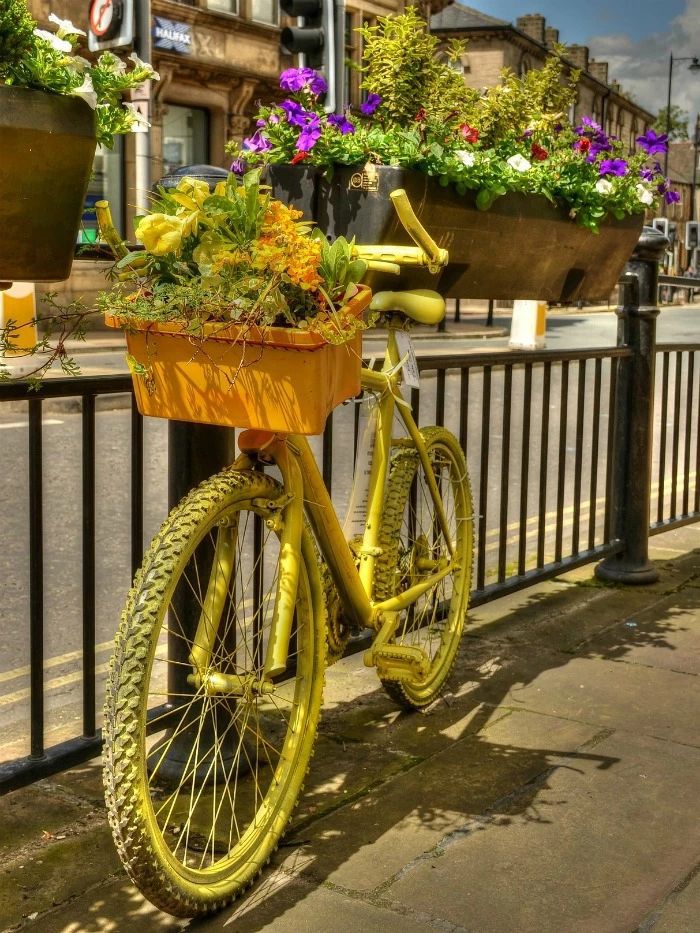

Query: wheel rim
[138,497,315,885]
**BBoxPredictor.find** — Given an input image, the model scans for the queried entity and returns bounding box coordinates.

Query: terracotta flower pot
[269,164,643,302]
[0,85,97,283]
[104,285,371,435]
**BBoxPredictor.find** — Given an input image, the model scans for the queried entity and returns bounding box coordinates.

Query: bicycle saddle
[369,289,446,325]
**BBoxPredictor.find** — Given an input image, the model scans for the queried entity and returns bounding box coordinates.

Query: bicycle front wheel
[103,469,325,917]
[375,427,473,710]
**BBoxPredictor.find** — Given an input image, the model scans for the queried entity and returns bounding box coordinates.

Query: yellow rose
[135,213,185,255]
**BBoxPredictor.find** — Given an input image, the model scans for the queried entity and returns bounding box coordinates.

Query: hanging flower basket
[104,285,371,435]
[269,164,643,302]
[0,86,97,283]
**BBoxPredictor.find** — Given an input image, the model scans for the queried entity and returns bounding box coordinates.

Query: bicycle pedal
[370,644,430,682]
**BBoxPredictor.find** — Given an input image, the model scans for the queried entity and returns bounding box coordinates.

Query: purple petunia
[360,93,382,116]
[280,99,310,128]
[665,189,681,204]
[279,67,327,96]
[657,179,681,204]
[576,115,603,135]
[230,157,246,175]
[296,113,322,152]
[328,112,355,135]
[599,158,628,177]
[636,128,668,155]
[242,130,272,154]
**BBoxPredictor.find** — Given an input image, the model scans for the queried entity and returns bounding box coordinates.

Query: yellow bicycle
[103,191,474,916]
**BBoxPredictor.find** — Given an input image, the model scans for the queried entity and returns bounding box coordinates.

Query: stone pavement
[2,525,700,932]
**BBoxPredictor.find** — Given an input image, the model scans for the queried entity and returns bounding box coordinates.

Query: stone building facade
[430,5,655,152]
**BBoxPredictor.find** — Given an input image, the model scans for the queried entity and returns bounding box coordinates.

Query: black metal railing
[3,226,700,791]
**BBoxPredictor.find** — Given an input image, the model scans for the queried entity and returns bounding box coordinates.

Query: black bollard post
[596,226,668,585]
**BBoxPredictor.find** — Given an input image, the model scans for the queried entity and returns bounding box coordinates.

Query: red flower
[574,137,591,153]
[290,150,310,164]
[459,123,479,144]
[531,143,549,161]
[415,107,427,123]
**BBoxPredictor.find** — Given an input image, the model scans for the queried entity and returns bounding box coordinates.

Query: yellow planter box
[105,285,371,435]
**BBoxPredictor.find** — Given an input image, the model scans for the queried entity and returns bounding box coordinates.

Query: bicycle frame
[213,322,460,682]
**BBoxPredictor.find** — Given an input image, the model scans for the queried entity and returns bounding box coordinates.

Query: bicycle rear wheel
[103,469,325,917]
[375,427,473,710]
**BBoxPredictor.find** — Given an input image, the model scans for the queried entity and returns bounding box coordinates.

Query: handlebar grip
[390,189,447,268]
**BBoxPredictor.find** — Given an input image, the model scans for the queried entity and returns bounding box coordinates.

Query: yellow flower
[174,176,211,208]
[135,213,185,255]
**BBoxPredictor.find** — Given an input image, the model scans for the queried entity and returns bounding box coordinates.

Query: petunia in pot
[227,8,676,302]
[0,0,157,283]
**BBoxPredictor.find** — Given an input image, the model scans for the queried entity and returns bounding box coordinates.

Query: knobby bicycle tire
[103,468,325,917]
[374,426,474,710]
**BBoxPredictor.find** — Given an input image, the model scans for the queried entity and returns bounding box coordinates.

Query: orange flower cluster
[253,199,323,291]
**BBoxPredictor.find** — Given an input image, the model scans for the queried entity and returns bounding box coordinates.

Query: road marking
[0,639,114,686]
[0,661,111,707]
[0,419,63,429]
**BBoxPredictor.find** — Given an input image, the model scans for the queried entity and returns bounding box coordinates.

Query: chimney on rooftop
[566,44,590,72]
[588,60,609,84]
[516,14,546,44]
[544,27,559,48]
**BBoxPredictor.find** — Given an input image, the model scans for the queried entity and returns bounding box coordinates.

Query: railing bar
[28,399,45,760]
[498,366,512,583]
[518,363,532,576]
[572,360,586,555]
[415,346,633,372]
[436,369,445,427]
[554,361,569,563]
[477,368,491,590]
[670,351,683,520]
[130,396,144,577]
[537,362,551,568]
[604,357,618,543]
[353,397,361,460]
[695,350,700,514]
[322,413,333,495]
[459,368,469,452]
[657,352,669,524]
[588,358,602,551]
[683,352,694,517]
[82,396,97,738]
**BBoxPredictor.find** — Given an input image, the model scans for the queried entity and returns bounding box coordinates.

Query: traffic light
[280,0,339,110]
[685,221,699,251]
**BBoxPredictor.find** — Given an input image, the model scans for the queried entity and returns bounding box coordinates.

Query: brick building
[430,5,655,152]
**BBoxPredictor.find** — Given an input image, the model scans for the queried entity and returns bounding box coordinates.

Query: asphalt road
[1,306,698,762]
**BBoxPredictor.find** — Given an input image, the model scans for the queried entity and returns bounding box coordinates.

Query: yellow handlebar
[351,189,448,274]
[389,190,447,270]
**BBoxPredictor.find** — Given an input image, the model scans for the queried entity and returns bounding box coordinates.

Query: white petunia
[71,75,97,109]
[507,154,531,172]
[97,52,127,74]
[636,183,654,206]
[128,51,159,80]
[123,101,151,130]
[595,179,614,195]
[48,13,86,36]
[33,28,72,53]
[456,150,476,167]
[66,55,91,72]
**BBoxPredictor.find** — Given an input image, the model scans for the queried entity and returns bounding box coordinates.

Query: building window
[251,0,278,24]
[206,0,238,14]
[82,139,123,244]
[162,105,210,176]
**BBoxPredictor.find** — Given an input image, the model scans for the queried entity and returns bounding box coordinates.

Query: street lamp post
[664,52,700,178]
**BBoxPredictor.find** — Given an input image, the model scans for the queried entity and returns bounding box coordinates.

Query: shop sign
[152,17,192,54]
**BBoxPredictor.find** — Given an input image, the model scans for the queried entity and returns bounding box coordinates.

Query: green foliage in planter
[0,0,35,77]
[358,8,479,125]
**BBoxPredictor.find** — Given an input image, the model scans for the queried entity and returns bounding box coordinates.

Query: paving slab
[648,863,700,932]
[388,732,700,933]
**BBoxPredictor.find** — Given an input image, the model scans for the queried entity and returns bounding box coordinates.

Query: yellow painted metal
[0,283,37,355]
[373,561,456,613]
[369,289,445,325]
[292,434,375,630]
[188,522,237,674]
[263,437,304,678]
[389,189,449,272]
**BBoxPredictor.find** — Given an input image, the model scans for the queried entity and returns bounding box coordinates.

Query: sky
[477,0,700,119]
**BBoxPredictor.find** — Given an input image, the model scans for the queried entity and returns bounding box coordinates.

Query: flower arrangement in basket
[98,170,370,434]
[228,7,676,233]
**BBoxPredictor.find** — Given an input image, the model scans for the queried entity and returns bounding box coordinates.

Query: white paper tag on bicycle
[394,331,420,389]
[342,397,378,539]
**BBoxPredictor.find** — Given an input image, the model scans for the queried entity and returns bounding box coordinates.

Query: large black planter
[0,86,97,283]
[268,164,643,302]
